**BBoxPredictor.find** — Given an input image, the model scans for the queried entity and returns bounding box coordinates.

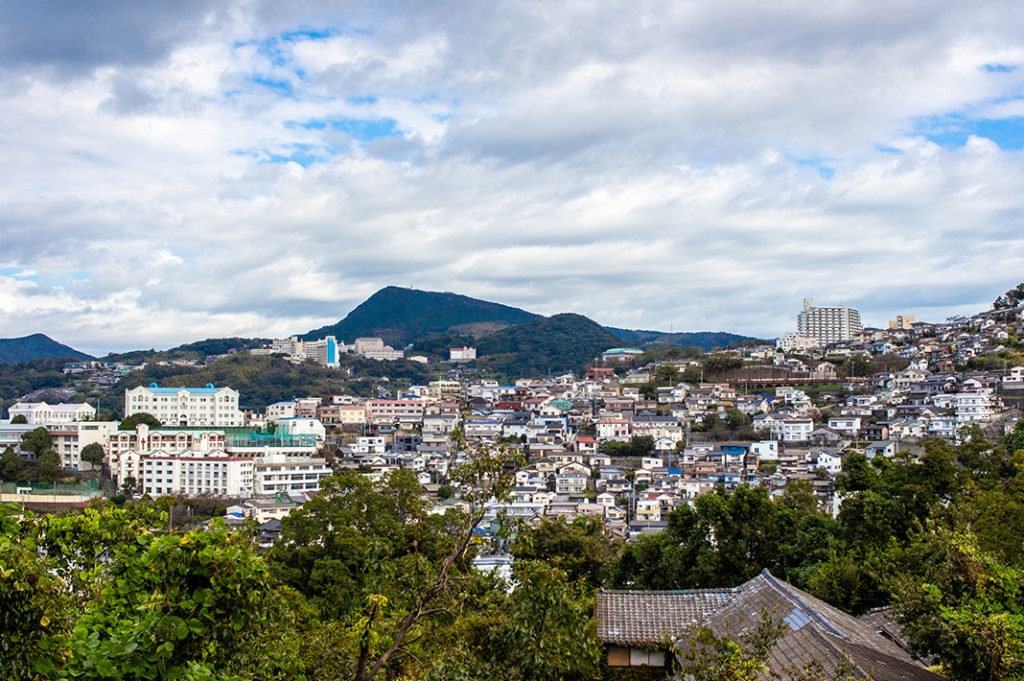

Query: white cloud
[1,1,1024,354]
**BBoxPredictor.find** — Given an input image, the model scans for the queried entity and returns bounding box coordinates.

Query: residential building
[366,399,425,426]
[449,346,477,362]
[796,297,863,345]
[319,404,367,426]
[775,332,818,352]
[769,417,813,442]
[254,455,332,495]
[266,401,297,421]
[888,315,916,330]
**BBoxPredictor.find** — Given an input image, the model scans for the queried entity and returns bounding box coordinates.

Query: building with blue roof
[602,347,644,362]
[124,383,244,428]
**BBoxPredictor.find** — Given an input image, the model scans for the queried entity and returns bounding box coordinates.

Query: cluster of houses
[2,305,1022,532]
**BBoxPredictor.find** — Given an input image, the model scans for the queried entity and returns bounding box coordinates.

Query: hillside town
[4,296,1023,549]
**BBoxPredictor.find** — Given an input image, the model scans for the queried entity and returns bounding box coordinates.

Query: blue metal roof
[143,382,222,395]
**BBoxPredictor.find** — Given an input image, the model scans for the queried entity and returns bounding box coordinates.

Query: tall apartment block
[797,297,862,346]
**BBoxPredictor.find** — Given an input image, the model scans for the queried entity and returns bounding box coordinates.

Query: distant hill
[112,353,434,407]
[169,337,267,356]
[302,286,540,347]
[605,327,760,351]
[476,313,621,377]
[0,333,92,364]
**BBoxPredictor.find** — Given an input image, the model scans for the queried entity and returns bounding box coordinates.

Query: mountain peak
[302,286,539,347]
[0,333,93,364]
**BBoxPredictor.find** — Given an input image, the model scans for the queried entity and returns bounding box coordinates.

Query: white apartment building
[769,417,814,442]
[352,435,386,455]
[955,391,996,426]
[266,402,297,421]
[8,401,96,424]
[254,455,332,495]
[775,332,819,352]
[827,417,862,435]
[116,449,255,497]
[124,383,244,427]
[365,399,425,426]
[597,418,631,442]
[450,346,477,362]
[796,298,863,346]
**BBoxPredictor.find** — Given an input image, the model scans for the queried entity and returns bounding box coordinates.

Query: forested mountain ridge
[300,286,540,347]
[300,286,761,352]
[475,313,622,377]
[0,333,92,364]
[606,326,759,351]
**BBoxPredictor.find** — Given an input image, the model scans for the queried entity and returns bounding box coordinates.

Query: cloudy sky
[2,1,1024,355]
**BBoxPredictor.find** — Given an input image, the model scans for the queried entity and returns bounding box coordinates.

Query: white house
[769,418,813,442]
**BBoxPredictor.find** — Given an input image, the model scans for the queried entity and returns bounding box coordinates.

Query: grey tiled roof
[596,588,741,645]
[598,571,945,681]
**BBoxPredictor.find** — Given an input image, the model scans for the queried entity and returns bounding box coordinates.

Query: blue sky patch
[0,267,37,282]
[250,75,294,97]
[260,143,337,168]
[257,39,290,67]
[283,117,402,143]
[282,27,335,42]
[329,116,402,141]
[287,118,327,130]
[917,113,1024,150]
[347,95,378,105]
[983,63,1018,73]
[786,153,836,180]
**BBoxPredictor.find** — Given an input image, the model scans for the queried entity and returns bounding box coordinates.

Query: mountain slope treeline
[475,313,622,377]
[0,333,92,364]
[606,327,758,351]
[302,286,539,347]
[111,353,434,407]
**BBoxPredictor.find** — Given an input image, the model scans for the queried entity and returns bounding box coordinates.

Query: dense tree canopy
[2,424,1024,681]
[20,427,52,457]
[118,412,162,430]
[511,515,618,590]
[79,442,105,467]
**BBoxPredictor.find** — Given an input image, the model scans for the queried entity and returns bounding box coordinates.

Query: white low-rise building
[769,418,814,442]
[276,417,327,443]
[8,401,96,424]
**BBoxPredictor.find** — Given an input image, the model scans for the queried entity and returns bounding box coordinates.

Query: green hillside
[605,326,759,351]
[475,313,621,377]
[302,286,539,347]
[0,333,92,364]
[111,353,434,407]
